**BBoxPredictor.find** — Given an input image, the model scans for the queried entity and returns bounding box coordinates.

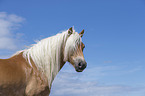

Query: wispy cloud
[0,12,24,50]
[50,71,144,96]
[50,64,145,96]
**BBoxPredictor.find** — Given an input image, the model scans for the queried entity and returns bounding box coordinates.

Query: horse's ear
[68,27,73,35]
[79,29,84,37]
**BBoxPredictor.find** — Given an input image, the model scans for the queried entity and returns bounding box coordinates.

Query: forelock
[64,31,82,61]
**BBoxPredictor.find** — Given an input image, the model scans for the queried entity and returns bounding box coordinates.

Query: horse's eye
[82,45,85,49]
[82,45,85,51]
[83,45,85,48]
[81,42,85,50]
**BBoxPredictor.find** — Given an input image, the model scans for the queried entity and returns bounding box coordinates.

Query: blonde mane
[19,29,82,87]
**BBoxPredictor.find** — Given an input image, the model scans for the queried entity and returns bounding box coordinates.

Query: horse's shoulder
[25,68,49,96]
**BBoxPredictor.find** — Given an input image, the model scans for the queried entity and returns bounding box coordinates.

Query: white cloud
[0,12,24,50]
[0,37,16,50]
[50,64,145,96]
[50,71,143,96]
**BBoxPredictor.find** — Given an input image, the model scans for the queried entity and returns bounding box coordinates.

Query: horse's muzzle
[75,61,87,72]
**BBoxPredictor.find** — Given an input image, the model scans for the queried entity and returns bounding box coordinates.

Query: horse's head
[64,27,87,72]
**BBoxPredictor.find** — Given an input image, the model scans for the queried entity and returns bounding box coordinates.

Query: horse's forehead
[70,33,81,41]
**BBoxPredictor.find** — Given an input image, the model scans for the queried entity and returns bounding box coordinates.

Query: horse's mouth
[75,66,86,72]
[76,69,84,72]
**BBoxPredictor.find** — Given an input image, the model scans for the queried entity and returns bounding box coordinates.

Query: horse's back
[0,57,27,84]
[0,54,50,96]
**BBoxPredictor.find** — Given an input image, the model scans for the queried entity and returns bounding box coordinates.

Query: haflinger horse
[0,27,87,96]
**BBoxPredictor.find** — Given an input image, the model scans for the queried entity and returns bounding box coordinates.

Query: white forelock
[64,31,82,62]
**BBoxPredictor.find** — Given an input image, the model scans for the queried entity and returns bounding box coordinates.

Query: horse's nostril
[78,63,82,67]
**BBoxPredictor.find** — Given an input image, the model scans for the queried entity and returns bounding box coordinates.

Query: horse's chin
[75,69,84,72]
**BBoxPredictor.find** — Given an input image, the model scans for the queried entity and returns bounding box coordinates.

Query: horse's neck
[48,44,66,88]
[42,40,65,88]
[22,32,68,88]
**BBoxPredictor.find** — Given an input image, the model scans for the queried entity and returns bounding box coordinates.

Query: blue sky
[0,0,145,96]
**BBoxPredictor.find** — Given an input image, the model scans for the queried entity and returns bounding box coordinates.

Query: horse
[0,27,87,96]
